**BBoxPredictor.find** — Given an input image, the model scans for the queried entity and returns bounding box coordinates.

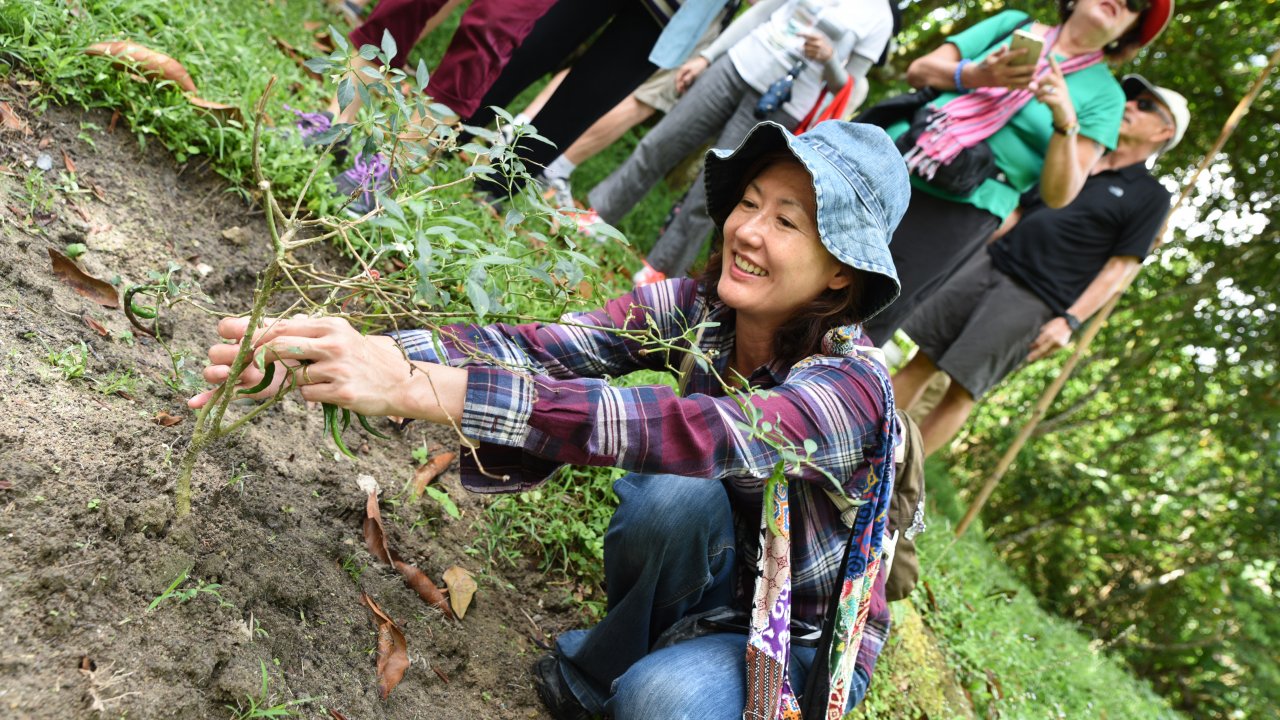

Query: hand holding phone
[1008,29,1045,66]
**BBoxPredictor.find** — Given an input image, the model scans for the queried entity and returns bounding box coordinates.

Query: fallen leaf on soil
[303,20,325,31]
[362,484,394,566]
[0,101,30,134]
[442,566,477,620]
[153,411,184,427]
[410,451,456,499]
[0,480,13,490]
[359,593,410,699]
[48,249,119,307]
[394,559,456,619]
[329,711,350,720]
[361,480,456,619]
[577,279,593,300]
[61,149,77,174]
[432,666,450,683]
[82,314,109,336]
[38,136,52,150]
[108,110,121,133]
[984,668,1004,700]
[85,42,198,93]
[90,183,108,203]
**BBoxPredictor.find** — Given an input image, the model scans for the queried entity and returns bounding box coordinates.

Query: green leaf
[425,486,460,519]
[336,77,354,112]
[328,24,349,52]
[416,58,429,92]
[464,277,491,318]
[380,29,397,63]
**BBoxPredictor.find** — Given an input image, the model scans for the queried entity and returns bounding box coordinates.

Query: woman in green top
[863,0,1173,342]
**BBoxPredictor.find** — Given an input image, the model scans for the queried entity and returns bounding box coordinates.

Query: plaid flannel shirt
[391,278,890,703]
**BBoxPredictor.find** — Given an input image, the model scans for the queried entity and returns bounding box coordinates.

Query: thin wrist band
[954,59,971,93]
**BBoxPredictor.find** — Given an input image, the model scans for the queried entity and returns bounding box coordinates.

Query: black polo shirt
[988,161,1170,314]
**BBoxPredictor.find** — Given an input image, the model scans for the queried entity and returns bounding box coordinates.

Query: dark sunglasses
[1135,97,1173,125]
[1125,0,1151,12]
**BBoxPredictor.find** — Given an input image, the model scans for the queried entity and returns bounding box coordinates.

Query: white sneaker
[536,174,575,209]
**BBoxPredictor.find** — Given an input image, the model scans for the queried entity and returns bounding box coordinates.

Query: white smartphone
[1008,29,1045,66]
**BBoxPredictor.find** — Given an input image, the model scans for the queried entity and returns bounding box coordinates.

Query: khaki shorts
[633,16,723,114]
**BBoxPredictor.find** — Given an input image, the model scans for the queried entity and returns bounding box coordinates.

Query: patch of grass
[862,465,1183,720]
[45,341,89,380]
[93,368,141,396]
[225,660,311,719]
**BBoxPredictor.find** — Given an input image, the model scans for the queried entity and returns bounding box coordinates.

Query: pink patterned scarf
[903,26,1102,183]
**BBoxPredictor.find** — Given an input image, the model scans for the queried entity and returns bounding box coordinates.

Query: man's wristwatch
[1053,120,1080,137]
[1061,312,1082,332]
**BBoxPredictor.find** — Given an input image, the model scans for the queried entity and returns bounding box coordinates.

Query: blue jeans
[554,473,818,719]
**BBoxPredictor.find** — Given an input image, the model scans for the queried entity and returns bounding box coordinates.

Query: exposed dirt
[0,86,580,719]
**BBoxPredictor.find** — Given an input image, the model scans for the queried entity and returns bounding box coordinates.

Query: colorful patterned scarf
[903,26,1103,184]
[744,324,898,720]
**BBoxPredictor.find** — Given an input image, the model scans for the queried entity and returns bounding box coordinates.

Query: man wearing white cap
[891,74,1189,455]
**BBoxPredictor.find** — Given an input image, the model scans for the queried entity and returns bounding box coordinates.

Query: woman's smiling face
[717,159,851,328]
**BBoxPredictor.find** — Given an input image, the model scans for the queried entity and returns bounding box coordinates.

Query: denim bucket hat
[703,120,910,321]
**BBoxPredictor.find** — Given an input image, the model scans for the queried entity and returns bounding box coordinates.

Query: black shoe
[532,653,592,720]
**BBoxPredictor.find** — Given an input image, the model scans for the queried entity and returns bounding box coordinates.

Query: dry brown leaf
[0,480,13,491]
[82,314,109,336]
[577,279,593,300]
[362,488,394,565]
[410,451,456,499]
[187,95,243,122]
[359,593,409,699]
[393,559,455,619]
[153,411,184,427]
[48,249,119,307]
[329,710,350,720]
[85,42,198,93]
[303,20,325,31]
[38,136,51,149]
[61,149,77,174]
[363,486,455,618]
[0,101,30,135]
[442,566,477,620]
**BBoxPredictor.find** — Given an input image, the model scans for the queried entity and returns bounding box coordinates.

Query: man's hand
[1027,316,1073,361]
[675,56,710,95]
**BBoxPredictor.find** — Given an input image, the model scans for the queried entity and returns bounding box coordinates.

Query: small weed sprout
[147,568,235,612]
[339,554,366,585]
[229,463,254,494]
[42,341,89,380]
[224,660,311,720]
[93,369,140,396]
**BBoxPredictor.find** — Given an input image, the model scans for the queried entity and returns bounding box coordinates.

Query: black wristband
[1062,312,1082,332]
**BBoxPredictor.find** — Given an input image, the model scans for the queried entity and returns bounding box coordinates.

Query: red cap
[1136,0,1174,47]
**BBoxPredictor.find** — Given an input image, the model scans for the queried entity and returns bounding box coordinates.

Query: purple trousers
[349,0,556,118]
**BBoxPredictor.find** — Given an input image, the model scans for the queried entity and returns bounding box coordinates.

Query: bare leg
[519,69,569,121]
[563,95,656,166]
[421,0,466,39]
[891,352,939,411]
[918,381,976,457]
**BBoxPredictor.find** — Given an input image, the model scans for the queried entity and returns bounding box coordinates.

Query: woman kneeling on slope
[191,120,910,719]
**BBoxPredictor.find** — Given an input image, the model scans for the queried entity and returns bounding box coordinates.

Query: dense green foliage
[881,4,1278,719]
[856,462,1180,720]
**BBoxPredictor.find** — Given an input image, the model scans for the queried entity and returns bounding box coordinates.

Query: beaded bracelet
[954,59,971,93]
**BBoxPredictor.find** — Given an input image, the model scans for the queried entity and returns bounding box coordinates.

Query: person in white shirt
[585,0,895,285]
